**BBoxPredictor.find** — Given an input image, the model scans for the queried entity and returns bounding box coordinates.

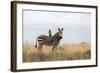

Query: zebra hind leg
[38,44,43,52]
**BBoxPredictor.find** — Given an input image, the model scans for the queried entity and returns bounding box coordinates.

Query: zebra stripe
[37,38,44,41]
[37,38,44,43]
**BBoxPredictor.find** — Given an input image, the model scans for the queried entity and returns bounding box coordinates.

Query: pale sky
[23,10,91,44]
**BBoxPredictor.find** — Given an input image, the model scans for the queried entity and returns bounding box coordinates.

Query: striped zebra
[35,28,63,52]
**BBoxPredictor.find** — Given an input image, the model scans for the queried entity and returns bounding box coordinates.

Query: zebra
[35,28,63,52]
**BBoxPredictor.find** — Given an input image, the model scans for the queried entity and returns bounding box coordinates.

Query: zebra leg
[52,46,56,52]
[38,44,43,52]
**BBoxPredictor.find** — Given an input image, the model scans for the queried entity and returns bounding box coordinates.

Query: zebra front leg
[52,46,56,52]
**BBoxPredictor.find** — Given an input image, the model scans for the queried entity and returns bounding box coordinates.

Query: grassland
[23,42,91,62]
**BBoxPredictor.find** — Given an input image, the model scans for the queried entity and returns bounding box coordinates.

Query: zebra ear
[61,28,63,31]
[58,28,60,31]
[49,29,51,33]
[49,29,52,34]
[49,29,52,36]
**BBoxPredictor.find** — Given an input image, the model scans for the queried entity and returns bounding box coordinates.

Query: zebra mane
[54,32,59,36]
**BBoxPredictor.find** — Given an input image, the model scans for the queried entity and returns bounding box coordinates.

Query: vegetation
[23,42,91,62]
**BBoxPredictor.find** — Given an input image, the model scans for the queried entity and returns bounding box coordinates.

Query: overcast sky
[23,10,91,44]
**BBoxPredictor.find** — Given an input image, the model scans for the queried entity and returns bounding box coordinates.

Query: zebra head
[54,28,63,40]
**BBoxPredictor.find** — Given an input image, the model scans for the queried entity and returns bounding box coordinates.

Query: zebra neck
[53,36,62,40]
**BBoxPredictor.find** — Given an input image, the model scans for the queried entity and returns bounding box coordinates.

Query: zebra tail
[35,39,37,48]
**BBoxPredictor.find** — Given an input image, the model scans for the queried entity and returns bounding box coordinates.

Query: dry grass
[23,42,91,62]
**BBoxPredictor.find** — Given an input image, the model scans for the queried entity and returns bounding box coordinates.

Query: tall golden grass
[23,42,91,62]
